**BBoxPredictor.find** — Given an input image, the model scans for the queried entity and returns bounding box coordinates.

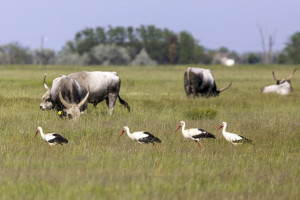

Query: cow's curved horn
[285,68,297,81]
[78,91,89,109]
[278,68,297,84]
[43,74,49,90]
[59,92,72,109]
[272,71,279,82]
[219,81,232,93]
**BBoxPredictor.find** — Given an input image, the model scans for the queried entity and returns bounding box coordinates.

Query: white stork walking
[175,121,215,147]
[34,126,68,150]
[217,122,253,146]
[119,126,161,146]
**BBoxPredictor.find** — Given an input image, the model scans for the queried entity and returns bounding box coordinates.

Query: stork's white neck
[124,127,135,140]
[38,127,46,139]
[181,123,186,132]
[221,124,228,135]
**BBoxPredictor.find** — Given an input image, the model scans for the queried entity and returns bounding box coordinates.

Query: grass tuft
[183,107,217,120]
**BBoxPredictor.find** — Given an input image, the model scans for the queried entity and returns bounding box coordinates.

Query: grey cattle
[68,71,130,115]
[184,67,232,98]
[261,69,296,95]
[41,74,89,119]
[40,71,130,115]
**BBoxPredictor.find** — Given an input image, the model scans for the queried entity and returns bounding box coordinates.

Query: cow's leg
[191,87,197,98]
[107,93,117,115]
[105,97,109,107]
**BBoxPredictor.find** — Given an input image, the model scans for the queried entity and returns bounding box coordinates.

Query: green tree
[107,26,127,44]
[75,28,98,54]
[178,31,195,64]
[245,53,261,64]
[95,27,107,43]
[283,32,300,64]
[168,35,178,64]
[0,42,32,64]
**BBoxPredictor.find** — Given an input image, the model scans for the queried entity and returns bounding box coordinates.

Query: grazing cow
[261,69,296,95]
[40,71,130,115]
[41,74,89,119]
[184,67,232,98]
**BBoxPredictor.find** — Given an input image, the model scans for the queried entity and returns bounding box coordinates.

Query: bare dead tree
[257,24,275,64]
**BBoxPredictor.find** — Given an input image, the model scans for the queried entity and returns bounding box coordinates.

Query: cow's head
[272,68,296,85]
[40,74,54,110]
[58,90,89,120]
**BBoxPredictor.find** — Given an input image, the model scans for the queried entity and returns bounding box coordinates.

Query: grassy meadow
[0,64,299,199]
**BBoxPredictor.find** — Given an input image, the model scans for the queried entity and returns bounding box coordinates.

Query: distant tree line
[59,25,212,65]
[1,26,300,65]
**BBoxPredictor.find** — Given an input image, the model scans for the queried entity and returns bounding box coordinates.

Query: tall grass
[0,65,299,199]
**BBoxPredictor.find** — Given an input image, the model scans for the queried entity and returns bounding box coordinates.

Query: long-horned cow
[68,71,130,115]
[261,69,296,95]
[40,71,130,115]
[41,74,89,119]
[184,67,232,98]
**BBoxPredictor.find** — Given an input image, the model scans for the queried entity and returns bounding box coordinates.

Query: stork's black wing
[192,129,216,139]
[138,132,161,144]
[48,134,68,144]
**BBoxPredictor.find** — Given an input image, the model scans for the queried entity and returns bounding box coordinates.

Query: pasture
[0,65,299,199]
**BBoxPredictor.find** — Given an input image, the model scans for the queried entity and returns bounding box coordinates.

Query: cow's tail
[118,95,130,112]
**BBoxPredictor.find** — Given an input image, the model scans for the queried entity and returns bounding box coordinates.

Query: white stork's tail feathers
[118,95,130,112]
[51,134,68,144]
[194,129,216,139]
[138,132,161,144]
[153,137,161,143]
[235,135,254,145]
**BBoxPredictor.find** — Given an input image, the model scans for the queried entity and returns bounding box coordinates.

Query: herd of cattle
[39,67,297,119]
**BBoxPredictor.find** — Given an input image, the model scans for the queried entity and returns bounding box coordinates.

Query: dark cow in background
[261,69,296,95]
[40,71,130,116]
[184,67,232,98]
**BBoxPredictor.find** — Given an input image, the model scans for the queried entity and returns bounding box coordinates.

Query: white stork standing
[216,122,253,146]
[175,121,216,147]
[34,126,68,150]
[119,126,161,146]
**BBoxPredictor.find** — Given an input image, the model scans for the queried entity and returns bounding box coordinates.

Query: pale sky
[1,0,299,53]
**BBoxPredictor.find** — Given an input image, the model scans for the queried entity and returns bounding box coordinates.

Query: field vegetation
[0,65,299,199]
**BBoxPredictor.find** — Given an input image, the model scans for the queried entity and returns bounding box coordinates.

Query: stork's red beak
[216,125,223,131]
[119,130,125,137]
[34,130,39,137]
[175,125,181,132]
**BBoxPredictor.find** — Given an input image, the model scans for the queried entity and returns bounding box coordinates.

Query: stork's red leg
[199,141,203,147]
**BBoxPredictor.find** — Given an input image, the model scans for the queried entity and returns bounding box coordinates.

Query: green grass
[0,64,299,199]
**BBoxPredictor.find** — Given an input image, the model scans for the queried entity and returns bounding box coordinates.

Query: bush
[90,44,131,65]
[131,48,157,66]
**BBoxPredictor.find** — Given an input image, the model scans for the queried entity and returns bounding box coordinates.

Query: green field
[0,65,299,199]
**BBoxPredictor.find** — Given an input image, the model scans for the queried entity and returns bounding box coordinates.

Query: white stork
[34,126,68,150]
[217,122,253,146]
[119,126,161,146]
[175,121,216,147]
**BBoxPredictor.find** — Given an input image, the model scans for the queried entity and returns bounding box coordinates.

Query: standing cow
[184,67,232,98]
[261,69,296,95]
[40,71,130,115]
